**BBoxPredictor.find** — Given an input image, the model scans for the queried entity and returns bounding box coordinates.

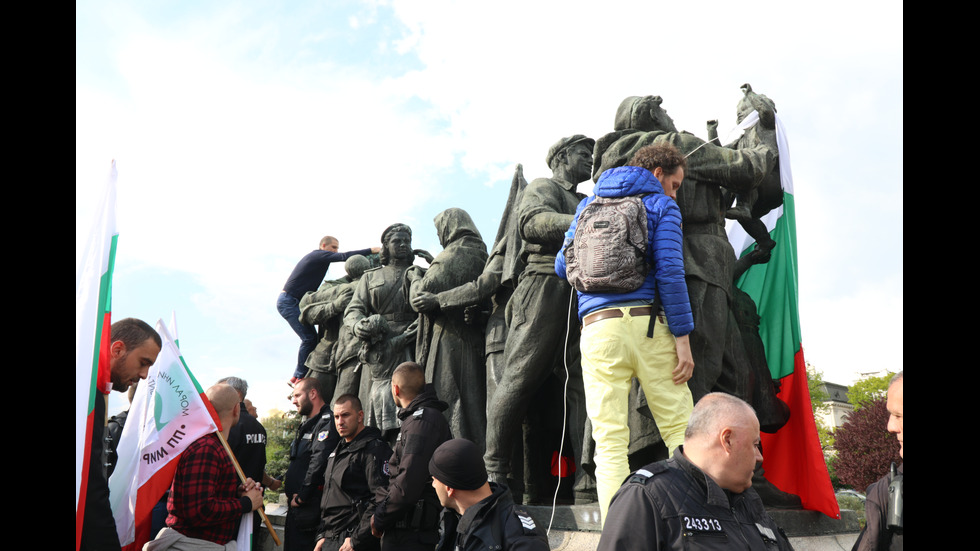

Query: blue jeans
[277,292,317,378]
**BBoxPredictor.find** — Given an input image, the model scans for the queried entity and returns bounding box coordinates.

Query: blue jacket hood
[594,165,665,198]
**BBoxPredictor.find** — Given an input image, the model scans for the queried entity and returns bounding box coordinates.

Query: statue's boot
[752,466,803,509]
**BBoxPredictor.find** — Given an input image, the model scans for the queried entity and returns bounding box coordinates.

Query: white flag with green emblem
[109,321,219,549]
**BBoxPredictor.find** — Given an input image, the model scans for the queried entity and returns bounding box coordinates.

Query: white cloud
[83,0,902,414]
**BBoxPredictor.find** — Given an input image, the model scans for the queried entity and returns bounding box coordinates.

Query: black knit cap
[428,438,487,491]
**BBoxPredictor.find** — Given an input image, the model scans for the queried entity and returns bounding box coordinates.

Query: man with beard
[80,318,161,551]
[284,377,340,551]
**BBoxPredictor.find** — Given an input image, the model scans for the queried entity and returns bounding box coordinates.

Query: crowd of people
[81,90,903,551]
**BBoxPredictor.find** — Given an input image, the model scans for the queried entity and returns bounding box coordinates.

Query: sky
[77,0,903,417]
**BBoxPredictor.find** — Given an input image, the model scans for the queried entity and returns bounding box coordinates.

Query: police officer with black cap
[429,439,549,551]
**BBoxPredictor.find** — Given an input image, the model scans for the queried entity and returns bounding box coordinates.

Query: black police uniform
[436,482,549,551]
[283,404,339,551]
[374,387,453,551]
[227,403,267,482]
[597,447,794,550]
[316,426,392,551]
[227,403,268,536]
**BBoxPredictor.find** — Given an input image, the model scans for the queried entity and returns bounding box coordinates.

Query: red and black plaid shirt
[166,433,249,544]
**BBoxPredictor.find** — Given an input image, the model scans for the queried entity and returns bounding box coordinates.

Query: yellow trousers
[580,307,694,525]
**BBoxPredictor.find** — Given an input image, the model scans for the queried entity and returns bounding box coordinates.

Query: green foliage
[836,493,866,528]
[261,408,301,503]
[833,397,900,491]
[847,373,894,411]
[806,363,834,450]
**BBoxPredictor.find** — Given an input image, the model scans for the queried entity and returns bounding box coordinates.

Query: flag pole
[214,430,282,547]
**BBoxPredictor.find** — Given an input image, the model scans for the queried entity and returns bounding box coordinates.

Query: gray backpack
[565,194,650,293]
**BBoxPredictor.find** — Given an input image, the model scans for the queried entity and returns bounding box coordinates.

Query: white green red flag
[727,114,840,519]
[109,321,221,550]
[76,160,119,550]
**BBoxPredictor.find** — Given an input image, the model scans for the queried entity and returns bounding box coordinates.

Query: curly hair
[627,143,686,176]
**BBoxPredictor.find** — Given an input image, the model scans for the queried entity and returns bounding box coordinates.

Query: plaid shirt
[166,433,249,544]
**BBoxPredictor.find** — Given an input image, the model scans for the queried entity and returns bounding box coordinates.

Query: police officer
[284,378,340,551]
[430,439,549,551]
[219,376,281,540]
[597,393,794,550]
[371,362,453,551]
[315,394,392,551]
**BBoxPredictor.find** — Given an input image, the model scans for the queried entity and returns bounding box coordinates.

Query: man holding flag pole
[144,382,264,549]
[111,321,284,550]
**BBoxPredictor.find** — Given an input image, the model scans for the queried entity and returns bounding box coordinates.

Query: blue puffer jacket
[556,165,694,337]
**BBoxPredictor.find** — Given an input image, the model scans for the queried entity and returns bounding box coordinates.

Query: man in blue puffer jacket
[556,143,695,525]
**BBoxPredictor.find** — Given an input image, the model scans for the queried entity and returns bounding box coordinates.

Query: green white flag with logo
[109,321,219,549]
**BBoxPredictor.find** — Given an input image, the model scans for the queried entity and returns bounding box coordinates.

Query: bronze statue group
[282,86,804,550]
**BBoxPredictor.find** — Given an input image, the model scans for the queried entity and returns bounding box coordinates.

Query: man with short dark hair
[597,393,793,550]
[852,372,903,551]
[81,318,162,551]
[280,236,381,384]
[371,362,452,550]
[284,377,340,551]
[430,439,549,551]
[314,395,392,551]
[556,142,695,524]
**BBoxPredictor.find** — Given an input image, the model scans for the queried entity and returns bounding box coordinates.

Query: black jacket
[852,463,903,551]
[227,403,267,482]
[317,426,392,550]
[285,404,339,525]
[597,448,794,551]
[80,392,122,551]
[374,387,452,538]
[437,483,549,551]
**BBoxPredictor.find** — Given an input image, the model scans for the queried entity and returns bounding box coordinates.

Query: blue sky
[77,0,903,416]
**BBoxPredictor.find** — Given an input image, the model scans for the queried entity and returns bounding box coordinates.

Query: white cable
[683,111,761,159]
[546,287,575,536]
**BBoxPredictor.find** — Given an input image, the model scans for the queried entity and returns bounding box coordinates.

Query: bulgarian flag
[109,320,221,550]
[727,114,840,519]
[76,160,119,550]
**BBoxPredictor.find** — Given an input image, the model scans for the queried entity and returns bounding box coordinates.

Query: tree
[847,372,894,411]
[261,407,301,503]
[833,397,900,491]
[806,362,833,450]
